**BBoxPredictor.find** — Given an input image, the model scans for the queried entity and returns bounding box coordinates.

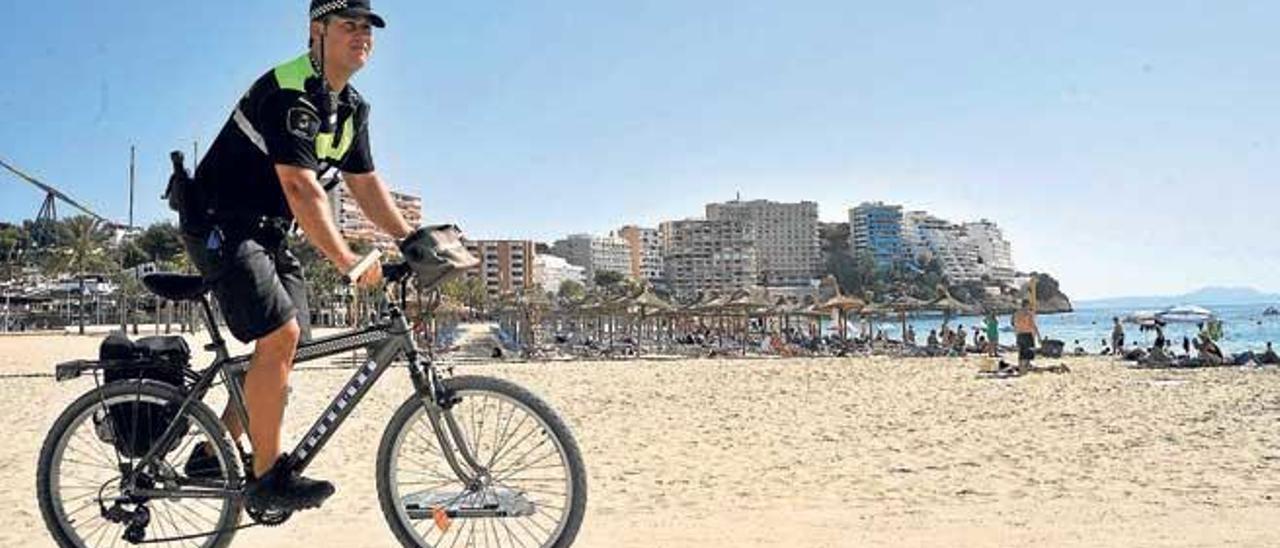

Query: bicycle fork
[412,364,489,488]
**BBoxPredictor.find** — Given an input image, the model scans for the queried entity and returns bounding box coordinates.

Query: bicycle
[37,256,588,547]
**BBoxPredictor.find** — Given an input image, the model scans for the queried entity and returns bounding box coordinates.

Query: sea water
[854,304,1280,355]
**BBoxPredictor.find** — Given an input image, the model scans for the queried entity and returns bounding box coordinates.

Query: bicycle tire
[376,375,588,548]
[37,380,243,548]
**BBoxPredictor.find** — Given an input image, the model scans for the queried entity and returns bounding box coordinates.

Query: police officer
[180,0,412,513]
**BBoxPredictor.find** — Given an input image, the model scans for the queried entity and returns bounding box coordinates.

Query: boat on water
[1265,306,1280,316]
[1123,310,1160,326]
[1155,304,1216,324]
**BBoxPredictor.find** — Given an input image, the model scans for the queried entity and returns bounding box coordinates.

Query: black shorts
[183,227,311,344]
[1017,333,1035,360]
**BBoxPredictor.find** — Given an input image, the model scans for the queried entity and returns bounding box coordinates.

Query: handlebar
[342,249,383,284]
[341,249,414,286]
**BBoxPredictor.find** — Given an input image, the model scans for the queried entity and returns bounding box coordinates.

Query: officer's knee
[263,318,301,347]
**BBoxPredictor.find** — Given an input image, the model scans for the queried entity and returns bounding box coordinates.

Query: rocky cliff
[1022,273,1073,314]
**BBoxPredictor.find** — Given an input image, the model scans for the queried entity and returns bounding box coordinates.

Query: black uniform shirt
[194,53,374,221]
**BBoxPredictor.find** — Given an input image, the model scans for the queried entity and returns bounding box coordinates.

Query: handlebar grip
[342,249,382,284]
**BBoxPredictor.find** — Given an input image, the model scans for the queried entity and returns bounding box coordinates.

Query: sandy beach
[5,328,1280,547]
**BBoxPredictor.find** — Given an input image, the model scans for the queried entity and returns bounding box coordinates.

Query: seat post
[197,296,228,353]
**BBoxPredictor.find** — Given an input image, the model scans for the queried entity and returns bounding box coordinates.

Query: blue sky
[2,1,1276,299]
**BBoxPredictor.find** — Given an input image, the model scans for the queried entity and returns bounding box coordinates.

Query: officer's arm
[277,165,361,272]
[343,172,413,240]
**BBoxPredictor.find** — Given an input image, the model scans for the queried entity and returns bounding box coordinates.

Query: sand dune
[4,331,1280,547]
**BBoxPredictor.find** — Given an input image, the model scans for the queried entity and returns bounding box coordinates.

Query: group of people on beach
[1075,316,1280,368]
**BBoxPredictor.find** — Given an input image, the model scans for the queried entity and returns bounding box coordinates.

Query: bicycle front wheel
[376,375,587,548]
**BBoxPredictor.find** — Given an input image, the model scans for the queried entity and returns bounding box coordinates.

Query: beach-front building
[706,199,821,289]
[660,219,758,297]
[462,239,536,297]
[618,225,664,282]
[533,254,586,294]
[551,233,630,284]
[849,202,904,269]
[963,220,1017,285]
[330,183,423,253]
[902,212,983,283]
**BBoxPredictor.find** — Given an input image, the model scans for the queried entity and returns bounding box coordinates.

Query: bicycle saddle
[142,273,209,301]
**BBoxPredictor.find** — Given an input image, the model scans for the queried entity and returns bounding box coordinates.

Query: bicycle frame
[58,282,488,502]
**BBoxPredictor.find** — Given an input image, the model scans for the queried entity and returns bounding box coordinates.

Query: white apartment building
[902,212,983,283]
[706,199,820,287]
[590,234,631,280]
[962,220,1016,284]
[550,233,630,283]
[533,254,586,293]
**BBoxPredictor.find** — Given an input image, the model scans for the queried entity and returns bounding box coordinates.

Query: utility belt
[166,150,292,252]
[200,216,293,253]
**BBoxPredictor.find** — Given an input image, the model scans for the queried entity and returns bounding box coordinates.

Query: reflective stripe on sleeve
[233,107,269,154]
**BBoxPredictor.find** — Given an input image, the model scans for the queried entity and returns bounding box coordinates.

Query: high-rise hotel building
[706,199,820,288]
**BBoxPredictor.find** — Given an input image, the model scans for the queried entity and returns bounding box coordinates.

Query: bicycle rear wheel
[37,381,243,547]
[377,375,587,547]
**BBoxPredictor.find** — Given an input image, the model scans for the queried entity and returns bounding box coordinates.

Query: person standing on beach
[984,311,1000,357]
[1110,317,1125,355]
[1012,276,1040,372]
[177,1,414,513]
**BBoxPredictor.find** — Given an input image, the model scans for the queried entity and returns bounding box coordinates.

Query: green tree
[47,216,115,334]
[593,270,625,289]
[118,239,149,269]
[556,279,586,303]
[137,221,185,268]
[442,276,488,312]
[0,222,31,281]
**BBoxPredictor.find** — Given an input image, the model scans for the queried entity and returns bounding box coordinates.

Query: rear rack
[53,359,201,384]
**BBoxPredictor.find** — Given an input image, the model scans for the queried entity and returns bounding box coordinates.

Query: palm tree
[47,216,115,335]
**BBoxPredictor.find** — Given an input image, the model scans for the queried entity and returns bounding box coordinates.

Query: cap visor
[334,8,385,28]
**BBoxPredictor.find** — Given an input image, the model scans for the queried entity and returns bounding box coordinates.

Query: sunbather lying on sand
[1259,342,1279,365]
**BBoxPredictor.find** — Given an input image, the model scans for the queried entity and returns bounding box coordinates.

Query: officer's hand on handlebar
[340,250,384,289]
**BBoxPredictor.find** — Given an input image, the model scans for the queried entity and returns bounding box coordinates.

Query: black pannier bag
[95,333,193,458]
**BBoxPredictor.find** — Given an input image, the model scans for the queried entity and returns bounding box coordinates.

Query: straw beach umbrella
[817,294,866,341]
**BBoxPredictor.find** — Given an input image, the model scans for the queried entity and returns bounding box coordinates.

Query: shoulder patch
[287,107,320,141]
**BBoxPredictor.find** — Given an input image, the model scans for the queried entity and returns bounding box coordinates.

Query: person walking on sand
[1012,276,1040,373]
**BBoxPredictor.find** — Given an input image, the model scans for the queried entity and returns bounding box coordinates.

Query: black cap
[310,0,386,28]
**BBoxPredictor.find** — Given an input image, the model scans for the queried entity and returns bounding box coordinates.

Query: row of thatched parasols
[489,285,982,349]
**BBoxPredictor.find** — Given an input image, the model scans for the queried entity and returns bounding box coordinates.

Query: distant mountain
[1079,286,1280,309]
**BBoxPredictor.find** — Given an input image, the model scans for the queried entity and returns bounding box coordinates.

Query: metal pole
[128,146,136,228]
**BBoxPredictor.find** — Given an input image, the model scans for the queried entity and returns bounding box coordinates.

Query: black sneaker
[183,442,224,480]
[244,455,335,512]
